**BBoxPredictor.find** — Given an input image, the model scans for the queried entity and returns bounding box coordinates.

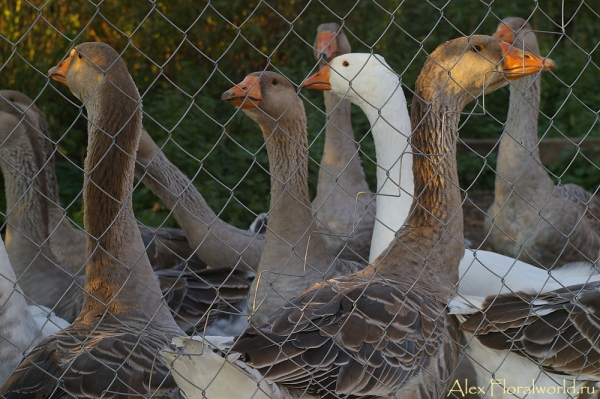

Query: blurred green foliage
[1,0,599,229]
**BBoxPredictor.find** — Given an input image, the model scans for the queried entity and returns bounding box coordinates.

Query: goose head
[416,35,556,107]
[0,91,42,151]
[221,71,305,136]
[493,17,538,54]
[302,53,401,111]
[313,23,351,64]
[48,42,140,120]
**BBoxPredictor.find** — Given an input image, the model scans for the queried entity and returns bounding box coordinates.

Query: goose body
[1,42,184,397]
[222,71,362,324]
[161,35,549,399]
[310,23,376,262]
[485,17,600,269]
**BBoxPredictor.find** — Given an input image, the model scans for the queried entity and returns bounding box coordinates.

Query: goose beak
[301,66,331,90]
[48,57,71,86]
[492,23,516,44]
[222,75,261,109]
[499,41,557,79]
[315,31,339,62]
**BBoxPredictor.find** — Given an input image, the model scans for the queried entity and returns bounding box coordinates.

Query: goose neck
[320,92,362,168]
[263,122,313,229]
[1,131,51,246]
[79,82,173,324]
[384,89,464,284]
[496,73,549,184]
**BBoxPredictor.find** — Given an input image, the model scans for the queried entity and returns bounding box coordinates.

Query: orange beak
[48,56,72,86]
[301,66,331,91]
[498,41,557,80]
[315,31,339,62]
[221,75,261,109]
[492,23,516,44]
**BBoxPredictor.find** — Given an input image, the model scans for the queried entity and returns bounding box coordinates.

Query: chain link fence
[1,0,600,397]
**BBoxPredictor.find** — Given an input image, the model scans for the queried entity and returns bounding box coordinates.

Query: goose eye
[472,44,484,53]
[342,60,349,67]
[271,78,278,86]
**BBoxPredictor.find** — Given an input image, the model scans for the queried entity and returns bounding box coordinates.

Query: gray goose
[311,23,376,262]
[485,17,600,269]
[0,93,68,386]
[135,125,265,271]
[1,42,185,397]
[221,71,363,325]
[0,91,249,332]
[161,35,549,399]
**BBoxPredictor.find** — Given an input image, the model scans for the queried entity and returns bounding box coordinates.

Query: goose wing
[459,282,600,379]
[233,274,457,398]
[0,323,180,398]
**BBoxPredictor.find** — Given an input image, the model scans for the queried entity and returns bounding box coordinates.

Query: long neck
[134,129,264,271]
[495,72,552,190]
[1,129,51,253]
[251,118,334,323]
[318,91,367,188]
[361,89,415,262]
[381,82,464,287]
[263,121,319,244]
[79,83,175,329]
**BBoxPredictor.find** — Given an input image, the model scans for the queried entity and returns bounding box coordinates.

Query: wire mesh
[1,0,600,398]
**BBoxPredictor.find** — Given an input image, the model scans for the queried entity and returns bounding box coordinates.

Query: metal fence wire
[1,0,600,398]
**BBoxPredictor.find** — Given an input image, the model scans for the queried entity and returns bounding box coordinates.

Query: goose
[485,17,600,269]
[159,35,550,399]
[0,91,250,333]
[310,22,376,262]
[0,90,69,384]
[0,42,187,397]
[135,125,265,271]
[221,71,363,324]
[305,51,414,264]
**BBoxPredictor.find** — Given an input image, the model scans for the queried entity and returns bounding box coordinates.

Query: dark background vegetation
[1,0,599,229]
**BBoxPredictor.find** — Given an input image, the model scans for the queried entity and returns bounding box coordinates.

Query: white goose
[310,23,376,262]
[160,35,550,399]
[306,52,413,264]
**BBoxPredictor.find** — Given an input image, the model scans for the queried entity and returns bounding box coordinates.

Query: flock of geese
[0,16,599,399]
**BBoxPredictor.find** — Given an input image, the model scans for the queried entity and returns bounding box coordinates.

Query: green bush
[1,0,599,228]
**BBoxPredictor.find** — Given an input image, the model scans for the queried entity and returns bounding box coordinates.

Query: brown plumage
[222,71,363,325]
[1,42,183,398]
[485,17,600,269]
[458,283,600,380]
